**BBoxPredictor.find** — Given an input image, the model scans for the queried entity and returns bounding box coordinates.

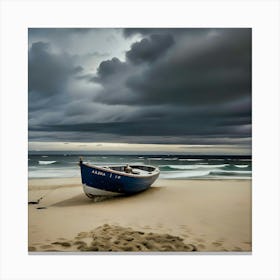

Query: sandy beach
[28,178,251,252]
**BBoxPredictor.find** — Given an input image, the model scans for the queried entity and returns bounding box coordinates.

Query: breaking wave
[38,160,57,165]
[159,164,228,170]
[29,154,252,180]
[234,164,249,168]
[158,163,251,179]
[160,169,251,179]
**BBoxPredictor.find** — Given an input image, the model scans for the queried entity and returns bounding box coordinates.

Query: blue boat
[79,158,160,198]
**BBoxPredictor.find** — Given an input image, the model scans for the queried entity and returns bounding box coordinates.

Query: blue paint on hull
[80,162,159,195]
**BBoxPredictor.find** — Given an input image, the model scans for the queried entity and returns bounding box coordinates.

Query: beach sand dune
[28,178,251,253]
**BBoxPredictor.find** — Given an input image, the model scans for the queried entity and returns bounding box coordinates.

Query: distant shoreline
[28,151,252,158]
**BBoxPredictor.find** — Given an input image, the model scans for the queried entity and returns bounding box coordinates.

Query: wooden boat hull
[79,161,160,196]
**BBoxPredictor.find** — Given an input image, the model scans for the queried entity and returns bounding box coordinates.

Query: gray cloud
[95,29,251,106]
[28,41,84,110]
[123,28,210,38]
[126,33,174,64]
[28,28,251,151]
[93,57,129,83]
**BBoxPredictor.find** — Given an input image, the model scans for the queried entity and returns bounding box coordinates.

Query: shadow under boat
[51,186,162,208]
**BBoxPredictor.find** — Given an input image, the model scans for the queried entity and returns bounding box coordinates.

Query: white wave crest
[179,159,202,161]
[210,170,252,175]
[159,169,252,179]
[197,164,228,168]
[160,165,198,170]
[234,165,249,168]
[38,160,57,165]
[160,164,228,170]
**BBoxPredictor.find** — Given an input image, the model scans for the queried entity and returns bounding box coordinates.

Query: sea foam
[38,160,57,165]
[159,164,228,170]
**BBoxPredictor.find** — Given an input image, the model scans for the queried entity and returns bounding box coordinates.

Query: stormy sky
[28,28,251,154]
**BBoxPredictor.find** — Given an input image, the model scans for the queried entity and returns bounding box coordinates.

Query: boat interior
[104,165,157,175]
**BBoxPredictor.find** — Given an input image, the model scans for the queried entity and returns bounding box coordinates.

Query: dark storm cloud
[123,28,160,37]
[126,34,174,64]
[28,28,93,49]
[93,57,129,83]
[31,119,251,138]
[95,28,251,106]
[28,28,251,149]
[28,42,82,100]
[29,28,91,37]
[123,28,210,38]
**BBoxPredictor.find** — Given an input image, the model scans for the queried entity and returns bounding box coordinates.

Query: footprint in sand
[124,237,134,242]
[75,232,89,239]
[122,246,134,251]
[51,241,72,247]
[44,249,62,252]
[73,241,88,250]
[74,240,87,246]
[184,244,197,251]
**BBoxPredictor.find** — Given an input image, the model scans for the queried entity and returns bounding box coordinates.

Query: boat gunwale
[82,162,160,179]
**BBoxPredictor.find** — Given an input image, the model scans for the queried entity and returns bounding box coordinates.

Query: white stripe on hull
[83,184,120,197]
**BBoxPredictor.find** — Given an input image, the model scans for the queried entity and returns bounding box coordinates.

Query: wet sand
[28,178,251,252]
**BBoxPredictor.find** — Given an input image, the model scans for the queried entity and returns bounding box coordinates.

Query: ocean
[28,154,252,180]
